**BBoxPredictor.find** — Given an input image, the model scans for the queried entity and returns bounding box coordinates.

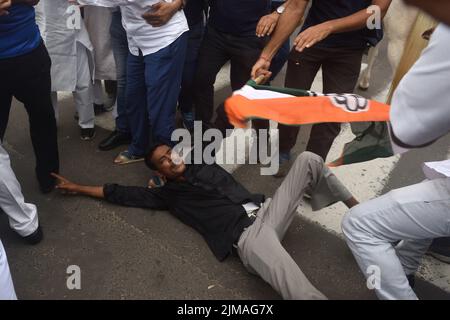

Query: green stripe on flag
[247,80,312,97]
[329,122,394,167]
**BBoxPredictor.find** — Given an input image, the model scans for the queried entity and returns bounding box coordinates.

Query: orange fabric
[225,95,391,128]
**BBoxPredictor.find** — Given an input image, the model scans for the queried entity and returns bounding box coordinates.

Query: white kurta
[0,143,39,237]
[0,240,17,300]
[35,0,95,92]
[84,6,116,80]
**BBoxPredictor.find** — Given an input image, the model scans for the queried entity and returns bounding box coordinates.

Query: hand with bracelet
[142,0,185,28]
[251,55,273,83]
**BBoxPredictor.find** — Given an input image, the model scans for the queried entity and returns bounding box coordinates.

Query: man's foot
[427,238,450,264]
[21,226,43,245]
[114,150,144,165]
[38,173,56,194]
[39,182,55,194]
[80,127,96,141]
[98,131,131,151]
[274,152,291,178]
[94,103,111,115]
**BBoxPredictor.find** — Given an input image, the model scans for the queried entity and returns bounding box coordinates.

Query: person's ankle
[343,197,359,209]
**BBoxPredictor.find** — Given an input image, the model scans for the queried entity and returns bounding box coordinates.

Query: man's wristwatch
[276,5,286,15]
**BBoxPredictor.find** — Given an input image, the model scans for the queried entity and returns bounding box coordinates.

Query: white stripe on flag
[233,85,294,100]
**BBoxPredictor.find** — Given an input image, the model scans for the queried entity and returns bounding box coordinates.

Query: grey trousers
[237,152,353,300]
[342,178,450,300]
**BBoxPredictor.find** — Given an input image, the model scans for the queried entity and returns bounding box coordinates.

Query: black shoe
[407,274,415,288]
[22,226,43,245]
[94,103,111,115]
[427,238,450,264]
[80,127,96,141]
[38,174,56,194]
[98,130,131,151]
[39,182,55,194]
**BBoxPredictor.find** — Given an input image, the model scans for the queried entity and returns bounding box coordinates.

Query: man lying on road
[52,144,358,300]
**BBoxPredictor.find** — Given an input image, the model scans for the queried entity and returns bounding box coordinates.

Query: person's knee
[294,151,324,172]
[341,205,370,243]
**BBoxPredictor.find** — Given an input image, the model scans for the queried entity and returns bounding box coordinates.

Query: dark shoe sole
[80,132,96,141]
[98,136,131,151]
[22,226,43,245]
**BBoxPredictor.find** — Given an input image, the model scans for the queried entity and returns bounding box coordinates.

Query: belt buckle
[247,209,258,219]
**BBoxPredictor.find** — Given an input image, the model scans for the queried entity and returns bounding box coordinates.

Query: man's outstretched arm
[52,173,105,199]
[52,173,168,210]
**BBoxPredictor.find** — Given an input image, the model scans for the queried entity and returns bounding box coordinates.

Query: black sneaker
[38,174,56,194]
[22,226,43,245]
[39,181,55,194]
[427,238,450,264]
[80,127,96,141]
[98,130,131,151]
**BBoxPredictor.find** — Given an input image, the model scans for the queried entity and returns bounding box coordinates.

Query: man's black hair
[145,142,168,171]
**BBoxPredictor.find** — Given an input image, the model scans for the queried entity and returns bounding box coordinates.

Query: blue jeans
[126,33,188,156]
[178,21,205,114]
[110,10,129,134]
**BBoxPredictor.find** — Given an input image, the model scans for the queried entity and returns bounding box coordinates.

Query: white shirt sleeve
[76,0,129,7]
[390,23,450,148]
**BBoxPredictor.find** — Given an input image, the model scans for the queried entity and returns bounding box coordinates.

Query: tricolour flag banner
[225,80,391,129]
[224,80,393,167]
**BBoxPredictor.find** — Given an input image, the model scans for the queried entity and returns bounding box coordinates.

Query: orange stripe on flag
[225,95,390,128]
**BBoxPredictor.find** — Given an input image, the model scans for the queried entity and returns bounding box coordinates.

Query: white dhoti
[0,240,17,300]
[0,143,39,237]
[51,42,95,129]
[36,0,96,129]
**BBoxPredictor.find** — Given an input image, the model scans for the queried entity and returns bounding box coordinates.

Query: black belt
[232,213,257,257]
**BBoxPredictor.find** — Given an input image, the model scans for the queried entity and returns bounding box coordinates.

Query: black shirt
[103,164,265,261]
[208,0,271,36]
[302,0,383,48]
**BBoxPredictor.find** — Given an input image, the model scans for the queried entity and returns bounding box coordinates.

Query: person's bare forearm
[260,0,309,61]
[76,185,104,199]
[324,0,391,35]
[68,185,105,199]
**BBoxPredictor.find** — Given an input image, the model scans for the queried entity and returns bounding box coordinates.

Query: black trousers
[281,46,365,159]
[0,42,59,190]
[193,25,269,132]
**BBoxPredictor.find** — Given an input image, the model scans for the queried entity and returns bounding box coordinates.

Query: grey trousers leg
[342,178,450,300]
[237,152,353,300]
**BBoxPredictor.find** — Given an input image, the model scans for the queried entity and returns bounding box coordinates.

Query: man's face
[404,0,450,25]
[151,145,186,180]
